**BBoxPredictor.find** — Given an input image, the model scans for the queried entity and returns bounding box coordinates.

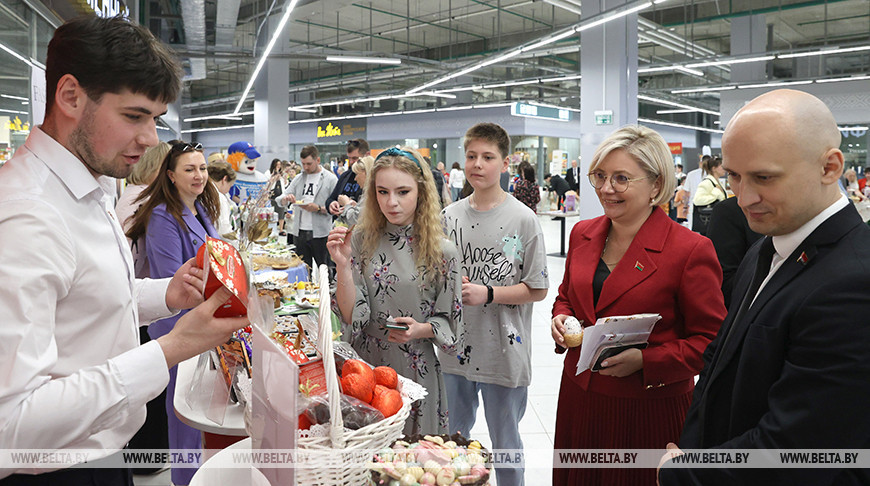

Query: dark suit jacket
[565,166,581,192]
[706,197,762,306]
[660,203,870,485]
[553,208,726,398]
[549,174,570,197]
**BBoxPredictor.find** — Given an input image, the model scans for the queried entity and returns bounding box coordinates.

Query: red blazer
[553,208,727,398]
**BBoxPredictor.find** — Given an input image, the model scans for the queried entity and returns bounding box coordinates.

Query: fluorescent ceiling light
[521,29,577,53]
[676,66,704,77]
[288,107,317,113]
[482,79,541,89]
[182,123,255,134]
[0,108,28,115]
[1,94,28,101]
[777,45,870,59]
[576,2,651,33]
[325,55,401,65]
[671,86,736,94]
[542,74,582,83]
[541,0,581,16]
[839,126,869,131]
[233,0,300,114]
[0,41,33,67]
[639,117,723,134]
[406,0,651,95]
[816,74,870,84]
[437,85,481,94]
[638,65,704,77]
[638,95,720,116]
[686,55,774,69]
[737,80,813,89]
[656,109,696,114]
[184,114,242,122]
[183,111,252,122]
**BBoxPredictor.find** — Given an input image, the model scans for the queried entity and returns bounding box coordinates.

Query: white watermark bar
[1,448,869,470]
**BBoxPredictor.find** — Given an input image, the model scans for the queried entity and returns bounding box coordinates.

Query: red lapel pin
[797,251,808,265]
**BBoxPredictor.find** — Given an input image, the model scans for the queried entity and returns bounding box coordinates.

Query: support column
[579,0,639,219]
[254,14,290,170]
[730,14,767,83]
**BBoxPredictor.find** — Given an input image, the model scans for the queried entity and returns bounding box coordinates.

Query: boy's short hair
[300,145,319,160]
[464,123,510,159]
[46,15,181,114]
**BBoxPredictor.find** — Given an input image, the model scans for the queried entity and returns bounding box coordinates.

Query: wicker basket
[294,265,416,485]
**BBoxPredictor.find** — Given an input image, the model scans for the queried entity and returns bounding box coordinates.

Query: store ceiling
[1,0,868,131]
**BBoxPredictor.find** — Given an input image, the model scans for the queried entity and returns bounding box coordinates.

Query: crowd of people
[4,14,870,486]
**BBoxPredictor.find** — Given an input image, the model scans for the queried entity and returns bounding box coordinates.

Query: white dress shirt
[0,127,173,476]
[752,195,849,304]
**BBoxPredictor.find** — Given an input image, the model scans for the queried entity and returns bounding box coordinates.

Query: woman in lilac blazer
[127,141,220,486]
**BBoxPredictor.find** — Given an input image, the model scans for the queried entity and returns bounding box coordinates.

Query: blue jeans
[444,373,527,486]
[451,186,461,201]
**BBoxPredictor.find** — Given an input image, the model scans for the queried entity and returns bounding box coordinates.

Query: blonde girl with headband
[327,146,464,435]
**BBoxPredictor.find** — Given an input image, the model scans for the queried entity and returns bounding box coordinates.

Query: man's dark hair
[300,145,319,160]
[346,138,370,155]
[45,15,182,115]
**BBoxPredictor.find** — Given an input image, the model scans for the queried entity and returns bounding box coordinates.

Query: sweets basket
[294,265,421,485]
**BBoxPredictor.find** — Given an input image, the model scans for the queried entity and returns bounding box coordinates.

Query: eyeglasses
[346,140,361,148]
[588,171,652,193]
[172,142,203,152]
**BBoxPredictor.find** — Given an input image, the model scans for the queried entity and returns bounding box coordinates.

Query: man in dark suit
[659,89,870,485]
[705,196,761,305]
[565,159,581,192]
[544,173,570,208]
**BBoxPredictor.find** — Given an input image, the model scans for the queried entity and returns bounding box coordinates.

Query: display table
[174,355,247,436]
[189,437,269,486]
[540,210,580,257]
[252,263,308,285]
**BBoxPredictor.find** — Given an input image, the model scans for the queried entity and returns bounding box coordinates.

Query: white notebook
[576,313,661,375]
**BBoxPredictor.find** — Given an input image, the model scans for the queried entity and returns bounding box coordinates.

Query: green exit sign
[594,110,613,125]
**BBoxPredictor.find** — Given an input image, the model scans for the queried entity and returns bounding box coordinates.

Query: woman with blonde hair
[327,147,464,435]
[550,125,725,485]
[115,141,172,278]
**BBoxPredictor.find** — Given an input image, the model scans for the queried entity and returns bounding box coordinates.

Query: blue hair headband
[376,147,424,173]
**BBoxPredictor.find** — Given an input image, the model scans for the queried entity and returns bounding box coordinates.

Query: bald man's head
[721,89,845,236]
[729,89,840,163]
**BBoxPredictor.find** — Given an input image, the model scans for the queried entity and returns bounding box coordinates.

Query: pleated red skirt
[552,374,692,486]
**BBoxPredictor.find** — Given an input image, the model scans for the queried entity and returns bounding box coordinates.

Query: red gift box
[196,237,249,317]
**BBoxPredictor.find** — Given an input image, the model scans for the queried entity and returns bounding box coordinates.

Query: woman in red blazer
[551,126,727,485]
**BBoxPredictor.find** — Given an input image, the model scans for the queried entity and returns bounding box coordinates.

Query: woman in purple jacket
[127,141,220,485]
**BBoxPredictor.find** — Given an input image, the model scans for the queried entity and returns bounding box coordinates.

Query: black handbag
[692,176,725,235]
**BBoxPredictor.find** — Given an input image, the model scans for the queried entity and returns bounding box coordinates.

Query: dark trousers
[295,229,329,269]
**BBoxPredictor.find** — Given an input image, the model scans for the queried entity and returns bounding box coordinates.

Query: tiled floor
[134,212,580,486]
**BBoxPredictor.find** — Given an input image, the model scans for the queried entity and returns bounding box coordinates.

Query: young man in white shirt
[0,16,248,484]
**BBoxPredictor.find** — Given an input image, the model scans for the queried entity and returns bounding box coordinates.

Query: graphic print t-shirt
[440,195,548,388]
[298,171,322,231]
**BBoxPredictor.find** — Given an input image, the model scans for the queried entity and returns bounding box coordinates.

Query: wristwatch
[485,285,494,305]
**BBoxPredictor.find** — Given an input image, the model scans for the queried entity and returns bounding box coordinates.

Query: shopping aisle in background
[133,213,579,486]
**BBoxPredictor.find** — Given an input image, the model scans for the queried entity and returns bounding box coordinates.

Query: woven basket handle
[316,265,345,448]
